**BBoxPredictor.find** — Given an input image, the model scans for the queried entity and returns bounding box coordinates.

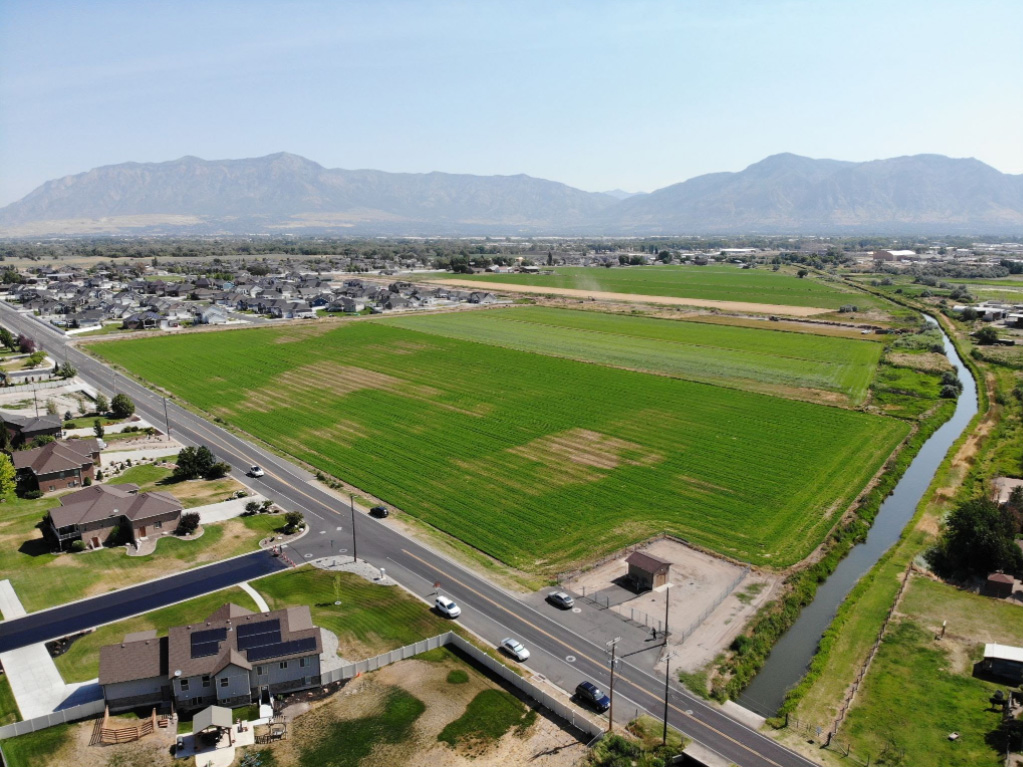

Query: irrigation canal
[738,316,979,716]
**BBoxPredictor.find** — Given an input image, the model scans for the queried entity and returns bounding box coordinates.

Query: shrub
[245,501,261,515]
[176,512,201,536]
[83,477,92,486]
[95,470,103,481]
[70,539,86,552]
[206,462,231,479]
[22,489,42,500]
[838,304,859,313]
[283,511,304,532]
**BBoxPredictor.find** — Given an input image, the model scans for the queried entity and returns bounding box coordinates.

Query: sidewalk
[0,579,103,719]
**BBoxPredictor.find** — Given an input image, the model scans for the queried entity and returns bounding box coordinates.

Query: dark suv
[575,681,611,712]
[370,506,389,518]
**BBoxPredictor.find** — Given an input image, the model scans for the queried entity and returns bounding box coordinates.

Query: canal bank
[738,316,979,717]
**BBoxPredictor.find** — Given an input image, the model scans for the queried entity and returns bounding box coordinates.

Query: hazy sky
[2,0,1021,206]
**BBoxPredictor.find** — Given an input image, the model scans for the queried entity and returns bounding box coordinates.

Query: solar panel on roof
[191,628,227,645]
[191,641,222,659]
[246,637,318,662]
[237,629,281,651]
[237,619,280,639]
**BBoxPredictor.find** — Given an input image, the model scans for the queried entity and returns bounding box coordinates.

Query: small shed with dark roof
[986,572,1016,599]
[625,551,671,592]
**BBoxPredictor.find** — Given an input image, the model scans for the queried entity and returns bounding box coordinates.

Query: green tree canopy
[110,393,135,418]
[0,454,16,497]
[929,497,1023,577]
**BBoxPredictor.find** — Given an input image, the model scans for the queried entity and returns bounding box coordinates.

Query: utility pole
[33,388,39,417]
[349,493,358,562]
[163,397,172,439]
[606,637,621,733]
[662,582,673,745]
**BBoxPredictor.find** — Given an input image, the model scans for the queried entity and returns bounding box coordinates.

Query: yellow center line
[400,548,787,767]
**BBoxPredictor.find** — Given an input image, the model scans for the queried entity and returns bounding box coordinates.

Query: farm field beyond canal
[92,320,908,571]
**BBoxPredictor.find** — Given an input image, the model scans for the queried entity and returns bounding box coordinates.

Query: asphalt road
[0,307,819,767]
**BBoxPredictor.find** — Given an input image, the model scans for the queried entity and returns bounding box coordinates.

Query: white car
[435,595,461,618]
[500,637,530,662]
[249,465,265,478]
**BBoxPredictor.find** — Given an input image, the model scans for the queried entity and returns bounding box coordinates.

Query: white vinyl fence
[0,697,105,740]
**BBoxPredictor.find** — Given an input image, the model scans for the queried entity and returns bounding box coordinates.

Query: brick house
[12,438,101,492]
[46,483,182,550]
[0,411,63,447]
[100,603,323,712]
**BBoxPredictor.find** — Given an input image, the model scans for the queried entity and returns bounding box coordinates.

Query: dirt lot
[0,382,95,420]
[432,278,833,316]
[565,538,781,673]
[262,654,589,767]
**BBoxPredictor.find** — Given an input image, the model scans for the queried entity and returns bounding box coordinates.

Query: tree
[960,307,979,321]
[0,454,16,497]
[57,362,77,379]
[283,511,305,533]
[797,269,809,278]
[94,393,109,414]
[173,445,218,479]
[928,497,1023,577]
[17,334,36,353]
[975,327,999,345]
[93,419,105,439]
[111,393,135,418]
[0,327,13,350]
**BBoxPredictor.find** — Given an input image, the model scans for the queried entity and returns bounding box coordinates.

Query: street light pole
[349,493,358,562]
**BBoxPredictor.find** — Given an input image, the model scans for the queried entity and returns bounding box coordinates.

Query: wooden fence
[99,706,156,744]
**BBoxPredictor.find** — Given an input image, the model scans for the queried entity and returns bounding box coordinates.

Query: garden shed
[625,551,671,592]
[985,572,1015,599]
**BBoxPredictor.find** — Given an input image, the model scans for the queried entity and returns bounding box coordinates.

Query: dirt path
[433,279,833,316]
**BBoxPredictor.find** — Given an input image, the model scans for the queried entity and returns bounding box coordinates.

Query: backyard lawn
[253,567,452,659]
[0,672,21,725]
[0,492,280,613]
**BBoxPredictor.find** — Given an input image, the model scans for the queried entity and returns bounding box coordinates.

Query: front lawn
[0,492,280,612]
[253,567,452,659]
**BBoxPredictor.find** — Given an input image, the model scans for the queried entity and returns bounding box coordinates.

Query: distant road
[0,305,819,767]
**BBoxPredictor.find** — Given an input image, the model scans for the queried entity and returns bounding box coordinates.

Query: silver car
[500,637,530,661]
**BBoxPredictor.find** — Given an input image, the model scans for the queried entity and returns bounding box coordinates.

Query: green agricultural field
[93,322,909,570]
[435,265,877,309]
[380,307,882,404]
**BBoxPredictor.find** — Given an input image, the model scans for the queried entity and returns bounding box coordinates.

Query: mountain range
[2,152,1022,237]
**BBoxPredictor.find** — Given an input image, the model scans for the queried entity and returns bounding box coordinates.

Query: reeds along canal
[738,317,978,716]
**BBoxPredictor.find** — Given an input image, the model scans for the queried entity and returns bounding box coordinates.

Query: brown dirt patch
[266,655,584,767]
[270,323,336,344]
[433,278,833,316]
[43,717,178,767]
[887,351,953,372]
[240,360,485,417]
[509,428,662,472]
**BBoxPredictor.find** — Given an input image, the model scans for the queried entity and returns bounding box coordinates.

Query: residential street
[0,306,820,767]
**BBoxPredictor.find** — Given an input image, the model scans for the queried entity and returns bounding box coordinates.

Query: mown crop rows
[380,307,882,404]
[442,265,875,308]
[94,323,908,571]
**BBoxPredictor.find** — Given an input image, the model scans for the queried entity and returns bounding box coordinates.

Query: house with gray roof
[12,438,101,492]
[46,483,182,551]
[0,411,62,447]
[99,603,323,712]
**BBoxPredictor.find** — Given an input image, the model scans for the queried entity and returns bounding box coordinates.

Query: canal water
[738,317,979,716]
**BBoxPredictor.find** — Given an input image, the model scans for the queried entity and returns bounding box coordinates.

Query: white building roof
[984,643,1023,663]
